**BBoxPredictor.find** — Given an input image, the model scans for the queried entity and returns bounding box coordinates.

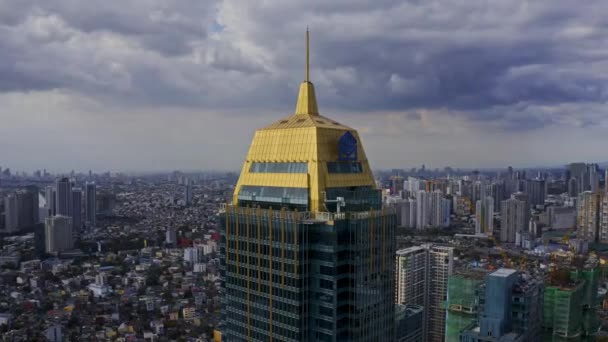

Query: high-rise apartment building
[395,244,453,342]
[602,196,608,243]
[71,188,82,233]
[395,246,427,307]
[45,186,56,217]
[605,169,608,194]
[220,32,396,342]
[16,187,39,228]
[55,178,72,216]
[184,178,193,205]
[500,195,528,243]
[85,182,96,228]
[453,195,472,217]
[45,215,73,253]
[416,190,450,229]
[3,194,18,233]
[577,191,603,243]
[525,178,546,207]
[490,182,505,213]
[475,196,493,235]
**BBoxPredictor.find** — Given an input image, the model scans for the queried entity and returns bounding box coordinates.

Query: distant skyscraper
[401,198,417,228]
[85,182,96,228]
[220,31,396,342]
[525,179,546,207]
[416,190,450,229]
[577,191,602,243]
[490,182,505,212]
[395,244,453,342]
[16,187,39,228]
[71,188,82,233]
[184,178,193,205]
[475,196,494,235]
[45,215,73,253]
[55,178,72,216]
[500,197,527,242]
[602,196,608,243]
[4,194,18,233]
[568,177,579,197]
[45,186,56,216]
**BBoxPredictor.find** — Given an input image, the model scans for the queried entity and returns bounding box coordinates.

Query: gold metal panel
[231,30,376,212]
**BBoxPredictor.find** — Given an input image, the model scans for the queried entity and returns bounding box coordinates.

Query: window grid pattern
[250,162,308,173]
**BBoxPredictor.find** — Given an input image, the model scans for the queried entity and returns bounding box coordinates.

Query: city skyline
[2,1,608,171]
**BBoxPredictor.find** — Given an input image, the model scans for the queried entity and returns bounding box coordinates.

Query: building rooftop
[396,246,427,255]
[491,268,517,278]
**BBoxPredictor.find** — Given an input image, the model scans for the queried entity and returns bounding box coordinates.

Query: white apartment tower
[395,244,454,342]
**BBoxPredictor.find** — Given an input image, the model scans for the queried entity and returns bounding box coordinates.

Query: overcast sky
[1,0,607,173]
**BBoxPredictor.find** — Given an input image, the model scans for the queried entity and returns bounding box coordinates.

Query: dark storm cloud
[1,0,607,129]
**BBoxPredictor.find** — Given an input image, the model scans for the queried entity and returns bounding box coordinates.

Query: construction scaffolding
[542,256,600,341]
[445,269,487,341]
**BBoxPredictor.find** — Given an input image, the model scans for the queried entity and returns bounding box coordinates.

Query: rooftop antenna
[306,27,310,83]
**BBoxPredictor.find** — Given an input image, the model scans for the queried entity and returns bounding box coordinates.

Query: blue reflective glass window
[327,162,362,173]
[249,162,308,173]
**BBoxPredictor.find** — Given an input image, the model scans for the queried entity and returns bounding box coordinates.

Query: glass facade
[237,186,308,209]
[250,162,308,173]
[327,162,362,174]
[220,205,396,342]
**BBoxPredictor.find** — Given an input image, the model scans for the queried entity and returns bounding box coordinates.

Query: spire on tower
[294,28,319,116]
[306,27,310,83]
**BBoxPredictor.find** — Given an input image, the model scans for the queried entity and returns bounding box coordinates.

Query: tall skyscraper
[490,181,505,213]
[71,188,82,233]
[416,190,450,229]
[602,196,608,244]
[184,178,193,205]
[475,196,493,235]
[55,178,72,216]
[85,182,96,228]
[15,187,39,229]
[45,185,56,217]
[568,162,587,195]
[4,194,18,233]
[45,215,73,253]
[395,246,427,307]
[577,191,602,243]
[395,244,453,342]
[500,197,527,243]
[525,178,546,207]
[220,31,396,342]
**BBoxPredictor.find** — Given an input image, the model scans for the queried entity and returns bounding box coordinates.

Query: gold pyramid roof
[232,30,376,212]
